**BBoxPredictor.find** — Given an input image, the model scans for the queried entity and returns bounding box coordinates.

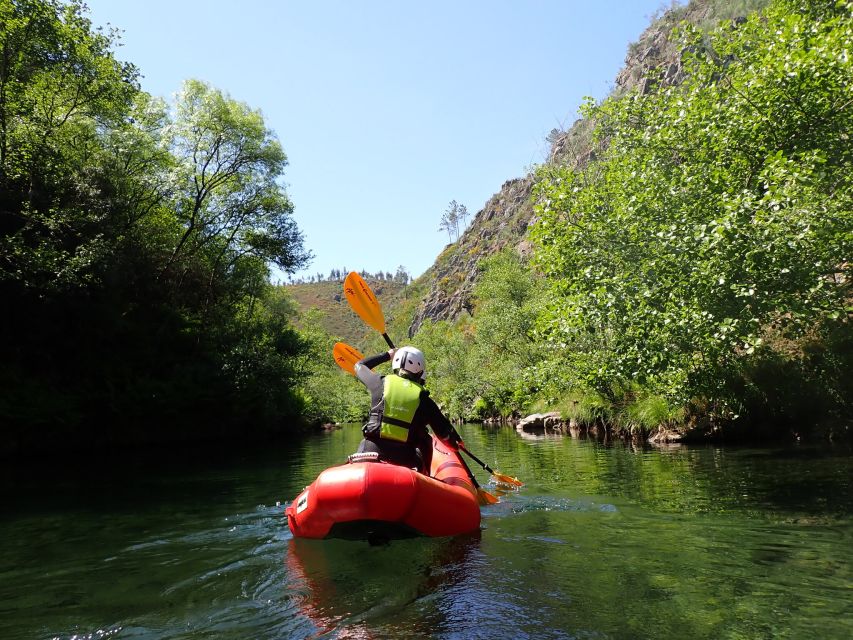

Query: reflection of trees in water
[461,423,852,519]
[283,426,853,639]
[286,532,482,638]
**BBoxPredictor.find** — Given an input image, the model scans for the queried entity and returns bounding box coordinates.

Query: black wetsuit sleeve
[420,394,454,440]
[358,351,391,370]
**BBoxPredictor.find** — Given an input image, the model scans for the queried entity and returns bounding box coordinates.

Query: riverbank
[483,411,853,445]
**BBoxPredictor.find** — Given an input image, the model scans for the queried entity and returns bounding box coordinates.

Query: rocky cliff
[409,176,535,335]
[406,0,769,336]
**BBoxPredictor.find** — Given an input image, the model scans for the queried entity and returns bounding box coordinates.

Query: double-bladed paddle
[343,271,394,348]
[333,342,364,376]
[340,271,521,502]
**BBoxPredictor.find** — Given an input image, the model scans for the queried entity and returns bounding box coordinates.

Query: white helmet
[392,346,425,379]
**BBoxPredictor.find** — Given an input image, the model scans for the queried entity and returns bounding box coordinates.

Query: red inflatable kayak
[286,436,481,541]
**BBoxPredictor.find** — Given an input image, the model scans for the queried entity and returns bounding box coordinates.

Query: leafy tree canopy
[532,0,852,416]
[0,0,315,453]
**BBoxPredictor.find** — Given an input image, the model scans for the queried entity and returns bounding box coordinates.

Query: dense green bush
[294,309,369,425]
[532,0,852,431]
[411,251,547,420]
[0,0,311,453]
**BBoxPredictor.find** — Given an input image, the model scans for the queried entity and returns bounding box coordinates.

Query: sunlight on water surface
[1,425,851,639]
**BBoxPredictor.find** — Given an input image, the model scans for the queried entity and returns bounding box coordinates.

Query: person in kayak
[353,346,461,473]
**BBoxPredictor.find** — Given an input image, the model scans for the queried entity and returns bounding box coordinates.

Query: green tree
[532,0,852,424]
[295,309,368,425]
[439,200,459,242]
[468,251,549,416]
[0,0,140,290]
[163,79,311,300]
[458,203,469,233]
[394,265,409,284]
[411,316,475,419]
[0,0,315,454]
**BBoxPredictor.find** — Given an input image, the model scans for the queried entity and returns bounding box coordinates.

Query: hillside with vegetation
[407,0,779,337]
[286,273,410,345]
[282,272,417,429]
[392,0,852,443]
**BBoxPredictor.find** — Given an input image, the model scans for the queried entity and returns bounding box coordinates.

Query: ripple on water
[484,494,619,516]
[5,429,852,640]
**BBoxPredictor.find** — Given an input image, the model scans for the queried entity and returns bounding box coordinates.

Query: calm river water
[1,425,851,639]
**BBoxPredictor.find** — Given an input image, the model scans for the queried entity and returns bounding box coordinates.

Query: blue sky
[84,0,669,282]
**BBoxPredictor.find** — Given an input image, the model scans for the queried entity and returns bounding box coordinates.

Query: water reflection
[286,533,482,638]
[1,425,850,639]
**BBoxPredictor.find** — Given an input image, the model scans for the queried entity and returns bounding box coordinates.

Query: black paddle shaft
[459,446,493,474]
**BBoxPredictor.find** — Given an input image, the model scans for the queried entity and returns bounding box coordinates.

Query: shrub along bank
[0,0,314,455]
[411,0,853,442]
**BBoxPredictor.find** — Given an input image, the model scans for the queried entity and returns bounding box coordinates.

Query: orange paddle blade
[344,271,386,334]
[459,445,524,488]
[477,488,500,505]
[492,471,524,487]
[332,342,364,376]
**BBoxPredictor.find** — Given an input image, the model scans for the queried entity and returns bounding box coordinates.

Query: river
[1,424,851,639]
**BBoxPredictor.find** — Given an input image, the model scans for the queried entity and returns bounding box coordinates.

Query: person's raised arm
[355,349,396,391]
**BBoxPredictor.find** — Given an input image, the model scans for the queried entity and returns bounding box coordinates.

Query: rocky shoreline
[480,412,689,444]
[478,412,852,445]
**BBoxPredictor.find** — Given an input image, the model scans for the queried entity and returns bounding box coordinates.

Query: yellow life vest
[380,375,423,442]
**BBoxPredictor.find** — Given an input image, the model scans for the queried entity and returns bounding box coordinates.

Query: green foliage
[410,316,477,419]
[697,0,771,26]
[165,79,310,287]
[0,0,140,290]
[217,281,307,428]
[621,392,684,431]
[0,0,313,454]
[532,0,853,428]
[286,278,408,346]
[293,309,368,425]
[468,252,550,413]
[438,200,469,242]
[411,251,549,420]
[556,391,613,426]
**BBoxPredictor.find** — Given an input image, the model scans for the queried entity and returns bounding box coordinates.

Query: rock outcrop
[516,412,563,431]
[406,0,768,336]
[409,177,535,335]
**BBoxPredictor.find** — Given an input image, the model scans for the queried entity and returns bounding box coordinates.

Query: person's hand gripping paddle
[340,272,522,503]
